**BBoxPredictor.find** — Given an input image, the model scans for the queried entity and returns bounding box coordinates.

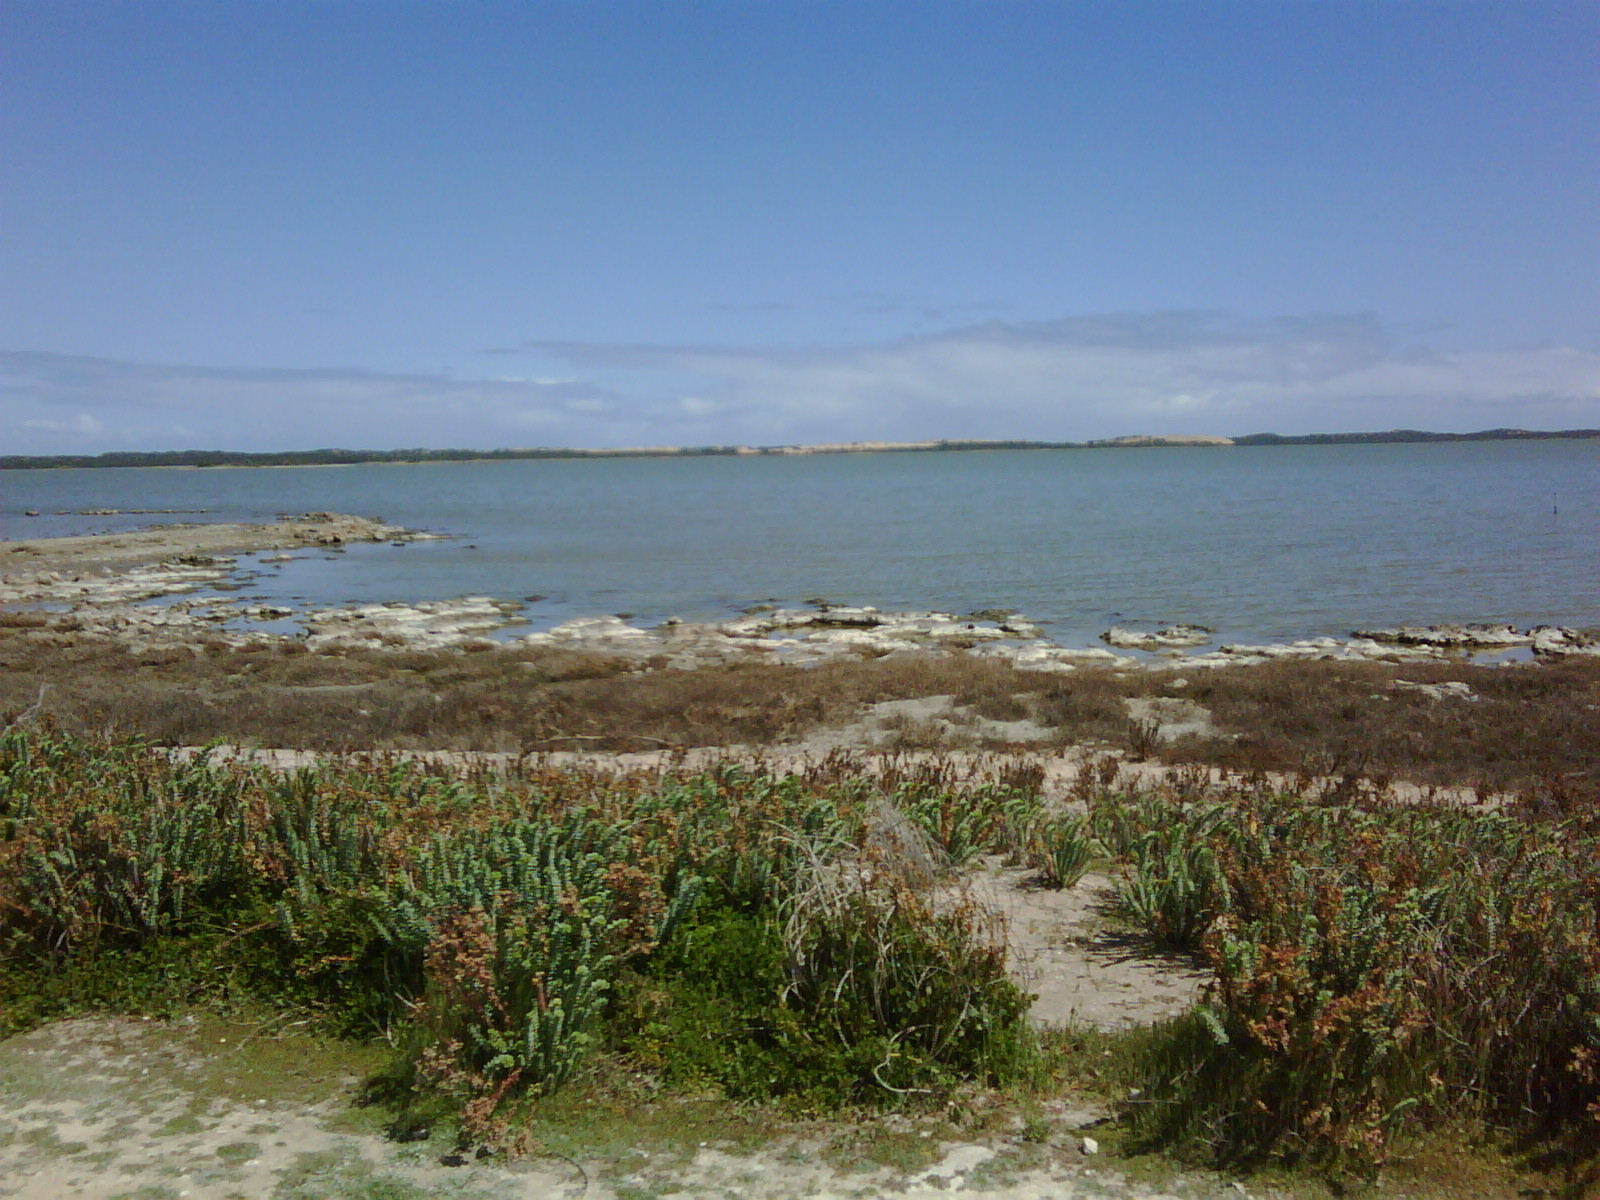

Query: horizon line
[4,427,1599,469]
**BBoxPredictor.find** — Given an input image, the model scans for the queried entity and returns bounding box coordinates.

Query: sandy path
[969,866,1209,1030]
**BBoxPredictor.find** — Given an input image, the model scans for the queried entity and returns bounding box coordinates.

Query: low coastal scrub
[0,633,1594,793]
[1082,765,1600,1178]
[0,728,1045,1145]
[2,723,1594,1186]
[1176,655,1600,793]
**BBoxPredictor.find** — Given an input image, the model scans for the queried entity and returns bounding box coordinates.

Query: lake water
[2,441,1596,648]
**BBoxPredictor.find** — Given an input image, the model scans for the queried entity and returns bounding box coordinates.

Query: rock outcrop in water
[3,521,1592,666]
[1353,623,1600,658]
[1529,626,1600,657]
[1352,623,1530,648]
[1102,624,1213,650]
[0,513,424,580]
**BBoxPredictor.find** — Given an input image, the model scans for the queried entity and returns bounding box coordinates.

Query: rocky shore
[0,511,424,576]
[521,609,1600,667]
[2,519,1596,665]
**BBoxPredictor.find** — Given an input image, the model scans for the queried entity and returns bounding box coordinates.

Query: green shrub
[781,850,1033,1101]
[0,741,252,957]
[1104,779,1600,1175]
[1106,800,1229,951]
[1029,814,1094,890]
[0,732,1041,1130]
[613,908,808,1100]
[893,781,1036,866]
[620,873,1038,1111]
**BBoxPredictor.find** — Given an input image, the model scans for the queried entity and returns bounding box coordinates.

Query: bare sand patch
[0,1017,1269,1200]
[966,865,1209,1031]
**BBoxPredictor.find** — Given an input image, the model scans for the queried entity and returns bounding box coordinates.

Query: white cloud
[0,352,640,453]
[22,413,103,436]
[4,313,1597,453]
[531,313,1600,441]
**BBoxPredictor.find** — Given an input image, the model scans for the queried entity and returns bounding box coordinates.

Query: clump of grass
[1106,800,1229,951]
[1125,718,1163,761]
[780,838,1033,1101]
[888,771,1040,865]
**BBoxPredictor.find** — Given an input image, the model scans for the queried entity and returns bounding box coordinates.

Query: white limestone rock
[1392,679,1479,702]
[305,596,522,650]
[1529,626,1600,657]
[1103,624,1213,650]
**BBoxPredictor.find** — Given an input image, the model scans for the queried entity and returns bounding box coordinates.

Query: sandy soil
[0,1018,1270,1200]
[970,866,1208,1030]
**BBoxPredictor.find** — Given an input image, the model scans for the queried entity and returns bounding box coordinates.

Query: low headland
[1,516,1596,1200]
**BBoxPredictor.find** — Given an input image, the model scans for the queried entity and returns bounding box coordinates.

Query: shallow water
[3,440,1595,647]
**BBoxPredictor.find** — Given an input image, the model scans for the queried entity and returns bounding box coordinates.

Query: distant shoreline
[3,427,1596,471]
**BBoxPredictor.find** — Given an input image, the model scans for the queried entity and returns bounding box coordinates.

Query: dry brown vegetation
[0,624,1594,794]
[1164,656,1600,794]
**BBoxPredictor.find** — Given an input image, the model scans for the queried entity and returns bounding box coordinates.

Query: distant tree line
[0,446,743,470]
[1231,428,1600,446]
[0,441,1081,470]
[2,429,1594,470]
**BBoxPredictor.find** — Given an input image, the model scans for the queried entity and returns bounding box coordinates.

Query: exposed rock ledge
[0,513,428,584]
[245,607,1596,668]
[5,582,1593,667]
[523,607,1117,670]
[1354,623,1600,658]
[3,524,1593,666]
[1102,624,1212,650]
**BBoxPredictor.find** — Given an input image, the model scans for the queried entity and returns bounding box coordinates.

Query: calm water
[2,441,1596,647]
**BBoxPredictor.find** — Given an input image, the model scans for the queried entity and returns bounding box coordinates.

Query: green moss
[214,1139,259,1164]
[271,1149,436,1200]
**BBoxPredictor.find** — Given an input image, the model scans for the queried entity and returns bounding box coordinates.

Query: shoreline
[4,426,1598,472]
[2,519,1594,798]
[0,511,426,576]
[2,519,1595,667]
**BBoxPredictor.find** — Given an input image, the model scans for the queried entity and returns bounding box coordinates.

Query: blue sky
[3,0,1596,452]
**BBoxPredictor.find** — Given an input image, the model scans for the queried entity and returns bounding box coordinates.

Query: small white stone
[1081,1136,1099,1155]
